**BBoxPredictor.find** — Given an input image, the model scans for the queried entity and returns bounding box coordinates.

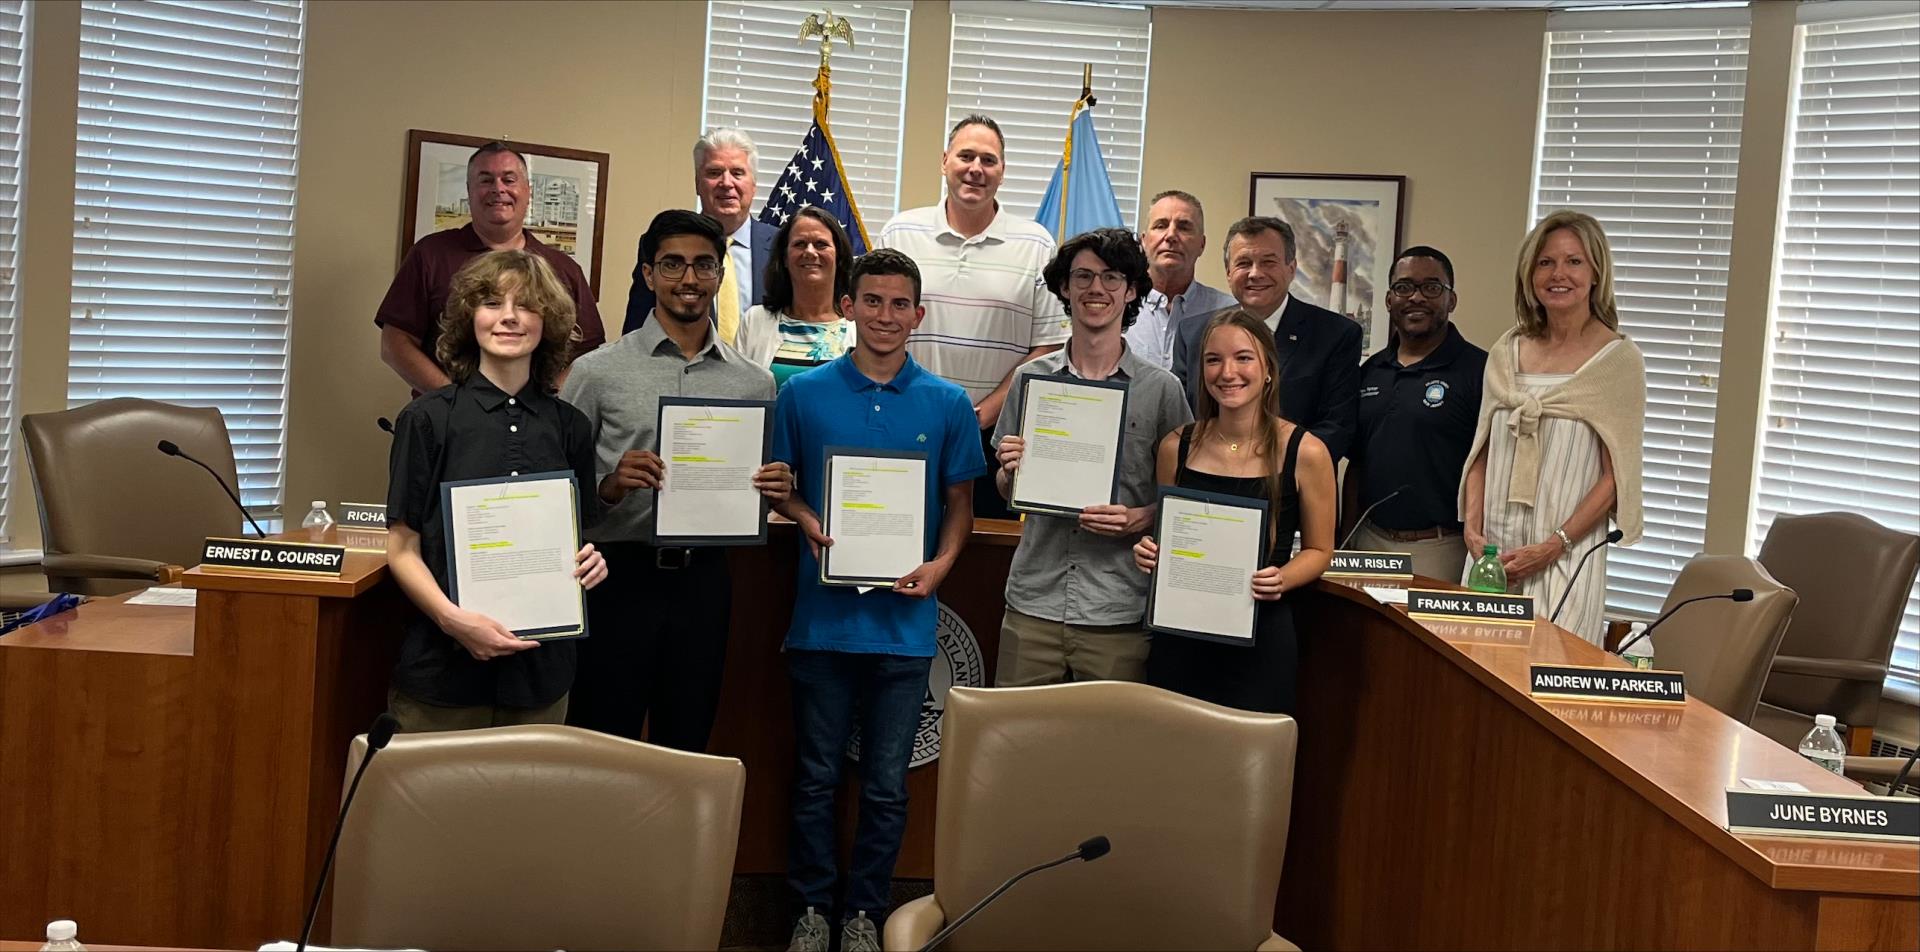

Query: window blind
[68,0,304,519]
[946,0,1151,223]
[704,0,911,226]
[1753,10,1919,701]
[0,0,26,546]
[1533,16,1749,617]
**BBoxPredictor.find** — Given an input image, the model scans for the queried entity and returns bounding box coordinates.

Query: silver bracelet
[1553,527,1574,553]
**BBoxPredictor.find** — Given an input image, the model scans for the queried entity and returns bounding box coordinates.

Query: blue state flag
[759,117,870,255]
[1035,108,1125,241]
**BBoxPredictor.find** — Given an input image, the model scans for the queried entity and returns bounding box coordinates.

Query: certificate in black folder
[1145,486,1270,645]
[441,470,588,641]
[1008,374,1130,516]
[818,446,928,586]
[653,396,775,546]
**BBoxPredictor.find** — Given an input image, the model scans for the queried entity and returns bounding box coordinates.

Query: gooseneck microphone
[1338,485,1409,551]
[157,440,267,539]
[1549,529,1625,624]
[376,417,394,435]
[1892,749,1919,793]
[297,713,400,952]
[1610,589,1754,657]
[917,835,1111,952]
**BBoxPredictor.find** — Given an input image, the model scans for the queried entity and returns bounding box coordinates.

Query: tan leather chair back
[932,683,1297,951]
[330,725,745,951]
[23,398,241,594]
[1654,555,1796,723]
[1758,512,1920,726]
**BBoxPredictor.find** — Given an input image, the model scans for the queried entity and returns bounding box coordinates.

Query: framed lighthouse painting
[1248,172,1405,358]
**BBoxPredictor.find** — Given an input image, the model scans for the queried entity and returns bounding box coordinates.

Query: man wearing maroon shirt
[375,141,606,393]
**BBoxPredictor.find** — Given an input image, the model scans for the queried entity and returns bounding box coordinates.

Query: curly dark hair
[762,206,853,317]
[436,250,577,391]
[1041,227,1152,329]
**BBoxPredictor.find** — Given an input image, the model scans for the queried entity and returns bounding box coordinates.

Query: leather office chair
[23,397,244,595]
[884,683,1300,952]
[330,724,746,951]
[1651,555,1796,724]
[1751,512,1920,754]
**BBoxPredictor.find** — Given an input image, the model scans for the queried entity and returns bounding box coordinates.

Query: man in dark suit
[623,128,778,339]
[1171,215,1362,462]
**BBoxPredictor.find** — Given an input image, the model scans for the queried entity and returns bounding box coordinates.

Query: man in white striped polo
[877,115,1068,517]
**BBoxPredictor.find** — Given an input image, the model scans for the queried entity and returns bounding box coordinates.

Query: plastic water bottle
[301,500,334,531]
[1621,622,1654,669]
[41,919,85,951]
[1797,715,1847,776]
[1466,545,1508,594]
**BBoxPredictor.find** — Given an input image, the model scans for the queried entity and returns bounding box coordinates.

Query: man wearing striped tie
[622,129,780,341]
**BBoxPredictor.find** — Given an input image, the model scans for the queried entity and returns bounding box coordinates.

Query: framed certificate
[653,397,775,546]
[441,471,588,641]
[819,447,928,586]
[1145,486,1270,645]
[1008,374,1129,516]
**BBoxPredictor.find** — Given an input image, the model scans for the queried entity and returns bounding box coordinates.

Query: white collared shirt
[1124,278,1235,370]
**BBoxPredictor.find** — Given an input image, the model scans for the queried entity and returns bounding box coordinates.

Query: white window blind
[1753,10,1920,701]
[704,0,911,226]
[1532,15,1749,617]
[946,1,1150,222]
[68,0,304,518]
[0,0,27,547]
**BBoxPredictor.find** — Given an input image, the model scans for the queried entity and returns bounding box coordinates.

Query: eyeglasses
[1387,279,1453,300]
[652,256,723,280]
[1069,269,1129,291]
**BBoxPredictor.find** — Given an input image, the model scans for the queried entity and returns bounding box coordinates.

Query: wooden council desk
[3,526,1914,950]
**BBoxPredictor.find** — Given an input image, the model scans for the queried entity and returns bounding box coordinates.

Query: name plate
[1726,789,1919,843]
[201,537,346,577]
[339,502,388,529]
[1327,550,1413,578]
[1530,663,1686,705]
[1407,588,1535,625]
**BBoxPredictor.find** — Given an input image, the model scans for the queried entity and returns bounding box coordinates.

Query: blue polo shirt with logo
[772,353,986,656]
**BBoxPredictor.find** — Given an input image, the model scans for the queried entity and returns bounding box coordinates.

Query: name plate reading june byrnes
[1406,588,1535,625]
[1326,550,1414,578]
[1725,789,1919,843]
[1529,664,1687,705]
[338,502,388,530]
[201,537,346,577]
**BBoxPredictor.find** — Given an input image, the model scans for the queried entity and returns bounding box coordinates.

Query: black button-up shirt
[1351,324,1488,532]
[385,374,601,707]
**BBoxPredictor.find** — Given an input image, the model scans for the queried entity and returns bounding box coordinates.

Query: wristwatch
[1552,527,1574,553]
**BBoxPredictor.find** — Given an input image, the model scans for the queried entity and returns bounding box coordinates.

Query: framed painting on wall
[1248,172,1406,357]
[401,129,610,295]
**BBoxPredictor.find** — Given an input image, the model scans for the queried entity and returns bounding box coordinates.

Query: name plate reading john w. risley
[1326,550,1414,579]
[1406,588,1535,626]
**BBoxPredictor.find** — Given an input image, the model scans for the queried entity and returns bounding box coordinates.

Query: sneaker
[787,906,830,952]
[842,911,881,952]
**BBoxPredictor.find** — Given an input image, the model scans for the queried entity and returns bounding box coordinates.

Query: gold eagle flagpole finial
[798,9,856,112]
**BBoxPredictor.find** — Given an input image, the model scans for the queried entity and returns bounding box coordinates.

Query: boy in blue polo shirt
[772,249,983,952]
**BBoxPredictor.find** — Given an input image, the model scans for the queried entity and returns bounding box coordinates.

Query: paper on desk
[1363,586,1409,606]
[261,942,427,952]
[1740,778,1810,792]
[127,586,198,607]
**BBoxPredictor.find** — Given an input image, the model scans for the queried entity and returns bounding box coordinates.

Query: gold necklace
[1214,430,1253,453]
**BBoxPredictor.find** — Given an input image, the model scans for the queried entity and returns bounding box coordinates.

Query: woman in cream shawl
[1459,211,1645,644]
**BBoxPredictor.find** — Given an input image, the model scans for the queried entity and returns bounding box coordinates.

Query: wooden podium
[0,527,400,950]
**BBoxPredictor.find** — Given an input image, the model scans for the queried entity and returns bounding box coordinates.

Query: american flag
[757,119,870,255]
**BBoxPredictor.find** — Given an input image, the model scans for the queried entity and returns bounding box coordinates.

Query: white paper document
[444,473,584,639]
[126,586,198,607]
[655,400,771,541]
[1010,376,1127,514]
[1363,585,1410,606]
[1149,492,1265,643]
[821,451,927,585]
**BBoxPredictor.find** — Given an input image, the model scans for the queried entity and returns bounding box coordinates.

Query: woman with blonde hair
[1132,309,1336,714]
[1460,210,1646,644]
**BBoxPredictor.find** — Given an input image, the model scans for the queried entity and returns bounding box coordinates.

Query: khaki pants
[387,688,570,734]
[996,607,1150,687]
[1349,521,1469,584]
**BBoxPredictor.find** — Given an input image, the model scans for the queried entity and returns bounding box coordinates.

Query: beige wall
[3,0,1793,567]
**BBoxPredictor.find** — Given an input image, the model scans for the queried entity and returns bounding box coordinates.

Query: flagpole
[1057,64,1095,238]
[798,8,871,249]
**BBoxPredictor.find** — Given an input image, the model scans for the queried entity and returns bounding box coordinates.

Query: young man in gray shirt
[560,210,790,751]
[991,228,1192,685]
